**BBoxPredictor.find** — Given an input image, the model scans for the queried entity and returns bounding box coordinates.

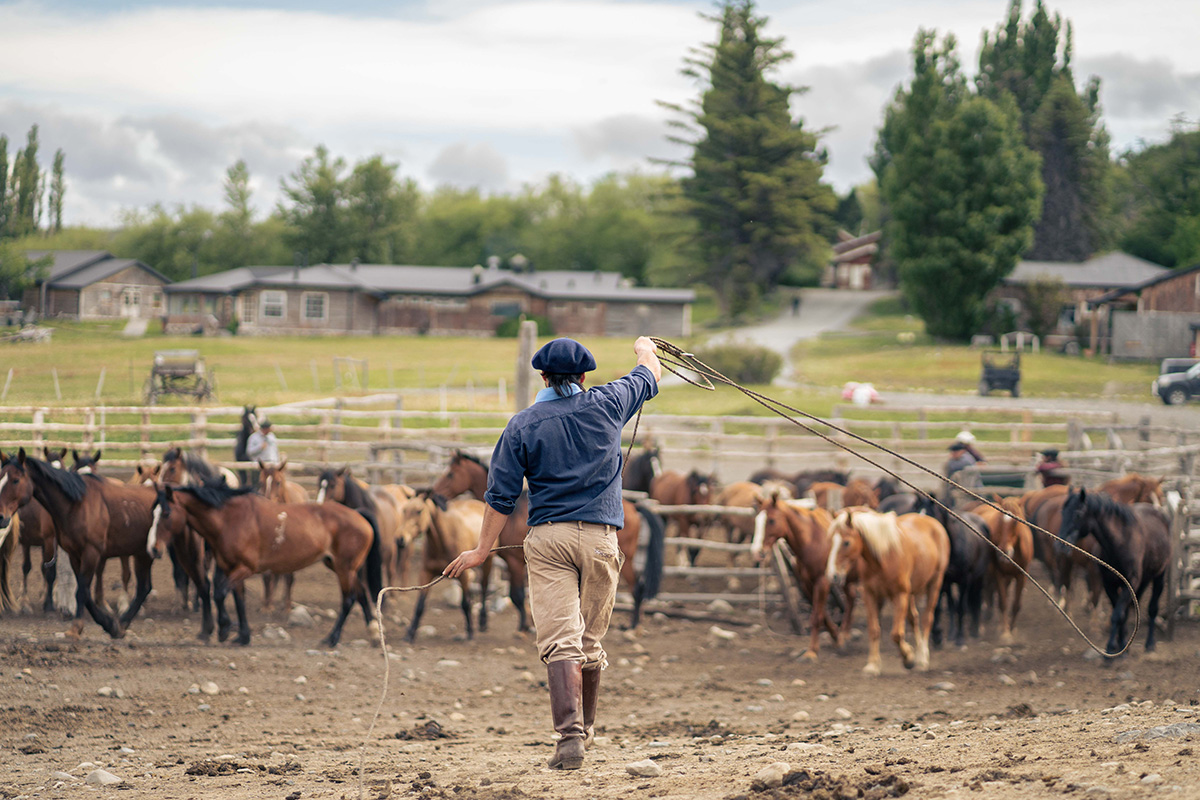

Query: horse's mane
[1083,489,1136,528]
[454,450,487,472]
[163,447,222,483]
[176,476,256,508]
[25,457,90,502]
[852,511,903,558]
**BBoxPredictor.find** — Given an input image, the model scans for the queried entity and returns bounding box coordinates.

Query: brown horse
[154,480,380,646]
[842,479,879,509]
[11,453,59,614]
[751,490,850,659]
[1099,474,1165,506]
[10,449,158,638]
[432,449,664,629]
[397,492,491,643]
[826,508,949,674]
[1022,485,1101,613]
[71,449,135,614]
[316,467,410,610]
[974,496,1033,643]
[0,454,24,613]
[713,481,765,549]
[257,458,309,612]
[806,481,847,510]
[650,469,715,566]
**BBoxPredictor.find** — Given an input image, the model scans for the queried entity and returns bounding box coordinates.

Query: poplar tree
[977,0,1110,260]
[48,150,66,233]
[664,0,834,316]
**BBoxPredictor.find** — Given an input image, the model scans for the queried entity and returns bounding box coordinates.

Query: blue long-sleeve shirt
[485,365,658,528]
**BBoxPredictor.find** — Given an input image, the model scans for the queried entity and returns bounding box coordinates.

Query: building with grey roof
[988,251,1168,352]
[22,250,170,321]
[164,261,695,337]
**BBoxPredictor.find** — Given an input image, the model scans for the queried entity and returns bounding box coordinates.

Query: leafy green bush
[495,315,554,338]
[693,341,782,385]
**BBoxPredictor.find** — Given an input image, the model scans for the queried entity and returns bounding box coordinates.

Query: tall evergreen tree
[977,0,1109,261]
[344,155,419,264]
[11,126,43,239]
[0,135,10,238]
[48,149,65,233]
[875,30,1043,340]
[663,0,834,315]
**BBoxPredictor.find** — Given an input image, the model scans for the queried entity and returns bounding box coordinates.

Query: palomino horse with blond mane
[751,488,853,659]
[826,507,949,674]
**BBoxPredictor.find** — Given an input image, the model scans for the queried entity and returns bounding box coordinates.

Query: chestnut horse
[13,449,64,613]
[751,490,850,659]
[10,449,158,638]
[1098,473,1165,506]
[1059,487,1170,655]
[974,495,1033,642]
[432,450,665,629]
[826,508,950,674]
[1023,484,1101,613]
[650,469,715,566]
[397,492,491,643]
[257,458,309,612]
[154,480,381,646]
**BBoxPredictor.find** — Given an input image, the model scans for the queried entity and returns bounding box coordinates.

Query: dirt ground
[0,552,1197,800]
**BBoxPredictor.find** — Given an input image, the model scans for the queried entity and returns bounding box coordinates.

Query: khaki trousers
[525,520,623,669]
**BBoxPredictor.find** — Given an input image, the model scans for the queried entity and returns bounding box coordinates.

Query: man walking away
[444,336,662,771]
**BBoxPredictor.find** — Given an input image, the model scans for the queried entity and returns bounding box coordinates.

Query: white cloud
[427,141,510,190]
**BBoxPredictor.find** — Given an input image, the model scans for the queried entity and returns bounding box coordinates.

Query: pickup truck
[1152,361,1200,405]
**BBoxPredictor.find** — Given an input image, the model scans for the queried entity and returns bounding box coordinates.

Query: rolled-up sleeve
[603,364,659,423]
[484,424,525,515]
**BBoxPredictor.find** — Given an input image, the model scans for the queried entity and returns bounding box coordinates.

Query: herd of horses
[0,418,1175,669]
[0,407,667,648]
[623,445,1172,671]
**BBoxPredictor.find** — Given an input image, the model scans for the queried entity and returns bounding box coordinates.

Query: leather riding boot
[581,667,601,749]
[546,661,585,770]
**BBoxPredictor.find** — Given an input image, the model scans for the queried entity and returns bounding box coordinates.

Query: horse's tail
[0,516,17,613]
[636,504,665,602]
[357,507,384,604]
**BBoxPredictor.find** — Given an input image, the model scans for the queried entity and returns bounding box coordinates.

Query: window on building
[261,290,286,319]
[151,292,163,312]
[240,293,255,324]
[491,301,522,318]
[302,292,328,321]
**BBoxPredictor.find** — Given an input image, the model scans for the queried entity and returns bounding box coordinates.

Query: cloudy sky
[1,0,1197,227]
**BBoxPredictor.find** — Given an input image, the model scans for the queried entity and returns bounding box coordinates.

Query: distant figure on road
[791,296,801,316]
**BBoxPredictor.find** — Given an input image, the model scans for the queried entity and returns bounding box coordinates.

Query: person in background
[955,430,986,464]
[1036,448,1069,487]
[945,441,977,477]
[245,417,280,464]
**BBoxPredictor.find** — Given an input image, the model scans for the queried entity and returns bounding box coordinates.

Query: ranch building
[22,250,169,321]
[1086,261,1200,360]
[988,251,1168,352]
[162,261,695,338]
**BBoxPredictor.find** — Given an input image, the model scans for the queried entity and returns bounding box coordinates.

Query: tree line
[5,0,1200,337]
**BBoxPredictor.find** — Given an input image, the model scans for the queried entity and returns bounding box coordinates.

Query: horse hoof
[801,650,818,662]
[862,663,881,676]
[999,632,1015,645]
[234,635,251,647]
[197,632,212,643]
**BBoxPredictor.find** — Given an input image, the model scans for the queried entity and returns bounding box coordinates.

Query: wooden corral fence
[2,397,1199,628]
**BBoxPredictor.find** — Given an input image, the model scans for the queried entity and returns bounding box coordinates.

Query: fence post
[82,408,95,449]
[192,411,207,459]
[32,408,45,452]
[333,398,344,441]
[765,422,777,468]
[710,419,722,477]
[917,408,927,440]
[375,415,391,485]
[1067,418,1084,452]
[140,409,151,458]
[1021,409,1033,443]
[1139,415,1152,444]
[319,412,332,463]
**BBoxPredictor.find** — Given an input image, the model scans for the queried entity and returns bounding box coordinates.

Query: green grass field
[0,298,1159,421]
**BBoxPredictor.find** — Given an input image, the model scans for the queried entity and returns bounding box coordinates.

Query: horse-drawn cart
[145,350,214,405]
[979,350,1021,397]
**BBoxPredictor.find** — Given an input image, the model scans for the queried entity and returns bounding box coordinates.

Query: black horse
[917,495,990,648]
[1059,488,1170,656]
[747,468,850,498]
[235,405,257,489]
[622,446,661,493]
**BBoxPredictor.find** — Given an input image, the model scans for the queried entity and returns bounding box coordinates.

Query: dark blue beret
[532,338,596,374]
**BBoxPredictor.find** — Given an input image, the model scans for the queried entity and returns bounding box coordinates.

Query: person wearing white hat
[955,430,986,464]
